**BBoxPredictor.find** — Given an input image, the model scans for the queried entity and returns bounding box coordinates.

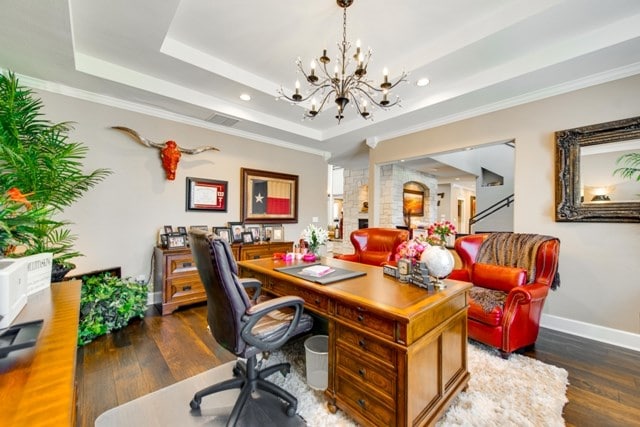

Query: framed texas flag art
[241,168,298,223]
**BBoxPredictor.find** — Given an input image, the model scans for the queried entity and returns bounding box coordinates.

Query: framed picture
[241,168,298,223]
[167,232,187,249]
[228,222,244,243]
[177,226,187,235]
[214,227,232,243]
[160,234,169,248]
[186,177,228,212]
[164,225,173,234]
[403,189,424,216]
[271,225,284,242]
[246,225,262,242]
[263,225,274,242]
[241,231,254,244]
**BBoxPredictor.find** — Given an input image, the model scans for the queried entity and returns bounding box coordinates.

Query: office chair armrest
[241,295,305,351]
[239,277,262,302]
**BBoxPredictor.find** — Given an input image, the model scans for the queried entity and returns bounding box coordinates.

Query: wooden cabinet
[154,242,292,315]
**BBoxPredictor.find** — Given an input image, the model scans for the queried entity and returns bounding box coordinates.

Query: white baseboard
[148,291,162,305]
[541,314,640,352]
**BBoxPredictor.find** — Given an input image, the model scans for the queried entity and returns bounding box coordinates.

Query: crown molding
[4,69,330,160]
[377,62,640,144]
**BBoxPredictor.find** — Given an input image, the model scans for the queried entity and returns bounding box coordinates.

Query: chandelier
[278,0,407,123]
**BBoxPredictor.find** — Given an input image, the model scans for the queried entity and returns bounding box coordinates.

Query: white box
[0,259,28,328]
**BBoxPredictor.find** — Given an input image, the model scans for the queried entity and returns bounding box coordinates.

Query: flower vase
[303,246,319,262]
[420,244,454,289]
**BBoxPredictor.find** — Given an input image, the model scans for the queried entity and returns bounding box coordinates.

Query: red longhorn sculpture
[112,126,219,180]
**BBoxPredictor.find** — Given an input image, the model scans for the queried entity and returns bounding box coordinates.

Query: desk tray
[0,319,44,358]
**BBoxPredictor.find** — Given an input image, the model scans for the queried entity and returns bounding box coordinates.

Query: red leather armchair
[336,228,410,266]
[449,233,560,358]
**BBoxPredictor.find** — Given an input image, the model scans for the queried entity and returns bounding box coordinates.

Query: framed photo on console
[186,177,228,212]
[241,168,298,223]
[213,227,232,244]
[246,225,262,242]
[271,224,284,242]
[167,232,187,249]
[228,222,244,243]
[241,231,254,244]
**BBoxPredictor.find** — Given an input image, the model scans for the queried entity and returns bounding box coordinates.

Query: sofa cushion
[468,297,503,326]
[360,251,392,266]
[472,263,526,292]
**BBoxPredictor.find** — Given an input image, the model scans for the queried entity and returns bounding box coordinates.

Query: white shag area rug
[96,340,568,426]
[268,340,568,427]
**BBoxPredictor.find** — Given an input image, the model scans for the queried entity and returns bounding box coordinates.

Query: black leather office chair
[188,230,313,425]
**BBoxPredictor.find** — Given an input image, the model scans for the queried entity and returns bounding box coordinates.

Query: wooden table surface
[0,280,82,427]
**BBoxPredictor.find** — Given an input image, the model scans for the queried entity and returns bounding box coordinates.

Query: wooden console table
[154,241,293,315]
[238,257,471,427]
[0,280,81,427]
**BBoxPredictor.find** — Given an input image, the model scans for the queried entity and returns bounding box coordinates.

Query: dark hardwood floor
[76,304,640,427]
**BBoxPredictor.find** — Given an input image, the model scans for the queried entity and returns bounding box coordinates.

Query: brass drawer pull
[357,398,366,408]
[358,338,366,348]
[358,367,366,377]
[182,285,192,291]
[315,298,321,304]
[357,314,364,322]
[182,262,192,268]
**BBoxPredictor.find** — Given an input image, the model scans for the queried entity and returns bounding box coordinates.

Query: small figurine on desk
[410,261,434,291]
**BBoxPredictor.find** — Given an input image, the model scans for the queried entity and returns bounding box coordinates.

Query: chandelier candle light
[279,0,407,122]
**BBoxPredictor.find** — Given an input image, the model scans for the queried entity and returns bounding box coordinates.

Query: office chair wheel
[190,397,201,410]
[280,365,290,376]
[286,403,296,417]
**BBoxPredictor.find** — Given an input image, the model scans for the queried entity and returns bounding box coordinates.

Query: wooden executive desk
[238,257,471,427]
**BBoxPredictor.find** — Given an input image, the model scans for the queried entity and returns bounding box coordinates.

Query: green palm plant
[614,152,640,182]
[0,71,111,272]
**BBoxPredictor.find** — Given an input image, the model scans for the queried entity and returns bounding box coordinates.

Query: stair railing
[468,193,514,233]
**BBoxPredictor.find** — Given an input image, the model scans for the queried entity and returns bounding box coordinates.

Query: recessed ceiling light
[240,93,251,101]
[416,78,430,87]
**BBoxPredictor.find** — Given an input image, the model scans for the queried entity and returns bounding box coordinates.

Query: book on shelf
[301,265,335,277]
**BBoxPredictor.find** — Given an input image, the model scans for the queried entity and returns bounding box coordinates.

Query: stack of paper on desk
[301,265,335,277]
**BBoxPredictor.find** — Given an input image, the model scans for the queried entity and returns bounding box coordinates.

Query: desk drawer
[268,279,329,314]
[336,346,396,403]
[336,325,396,369]
[336,375,396,427]
[336,303,395,341]
[166,254,198,277]
[166,276,205,303]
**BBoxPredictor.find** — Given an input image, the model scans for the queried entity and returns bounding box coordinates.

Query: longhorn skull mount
[111,126,219,180]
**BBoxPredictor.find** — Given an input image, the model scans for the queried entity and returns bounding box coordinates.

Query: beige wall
[35,90,328,285]
[370,75,640,339]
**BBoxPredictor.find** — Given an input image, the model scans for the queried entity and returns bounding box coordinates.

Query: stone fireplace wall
[379,164,438,228]
[333,165,438,256]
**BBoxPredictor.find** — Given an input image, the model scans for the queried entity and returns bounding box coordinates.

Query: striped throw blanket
[476,232,560,290]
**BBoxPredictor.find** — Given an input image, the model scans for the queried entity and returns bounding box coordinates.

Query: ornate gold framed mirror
[555,116,640,222]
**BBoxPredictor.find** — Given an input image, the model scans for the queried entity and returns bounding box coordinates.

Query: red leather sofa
[335,228,410,266]
[449,233,560,358]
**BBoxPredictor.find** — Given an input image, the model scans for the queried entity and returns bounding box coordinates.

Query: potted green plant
[77,273,148,345]
[0,189,51,256]
[0,71,111,279]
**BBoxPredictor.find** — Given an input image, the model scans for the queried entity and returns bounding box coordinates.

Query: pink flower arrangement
[394,235,429,262]
[427,220,457,245]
